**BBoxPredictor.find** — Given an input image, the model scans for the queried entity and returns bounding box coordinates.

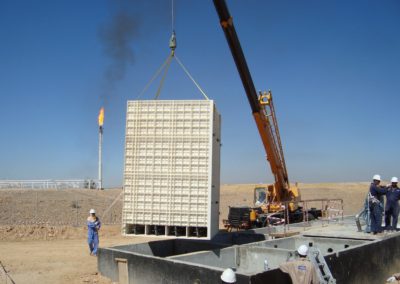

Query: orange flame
[98,107,104,126]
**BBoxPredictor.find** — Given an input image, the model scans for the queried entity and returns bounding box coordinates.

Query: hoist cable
[154,54,173,99]
[171,0,175,33]
[174,55,210,100]
[136,54,171,99]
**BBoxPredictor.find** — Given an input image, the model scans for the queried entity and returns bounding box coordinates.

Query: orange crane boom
[213,0,294,202]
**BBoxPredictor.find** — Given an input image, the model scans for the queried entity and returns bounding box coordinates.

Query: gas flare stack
[98,107,104,190]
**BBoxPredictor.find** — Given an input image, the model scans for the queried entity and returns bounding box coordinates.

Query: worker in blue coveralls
[385,177,400,231]
[87,208,101,256]
[369,175,387,234]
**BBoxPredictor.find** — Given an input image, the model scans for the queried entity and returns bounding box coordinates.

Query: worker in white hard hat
[220,268,236,283]
[279,245,319,284]
[369,174,387,234]
[87,208,101,256]
[387,272,400,282]
[384,177,400,232]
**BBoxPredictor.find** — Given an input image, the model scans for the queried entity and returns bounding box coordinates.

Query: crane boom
[213,0,292,202]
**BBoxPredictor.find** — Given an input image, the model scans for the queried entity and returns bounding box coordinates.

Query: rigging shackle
[169,31,177,54]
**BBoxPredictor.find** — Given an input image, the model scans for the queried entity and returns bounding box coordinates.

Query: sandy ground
[0,182,371,283]
[0,188,122,226]
[0,226,155,284]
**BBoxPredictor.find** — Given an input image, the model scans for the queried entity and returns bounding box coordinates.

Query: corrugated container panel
[122,100,221,239]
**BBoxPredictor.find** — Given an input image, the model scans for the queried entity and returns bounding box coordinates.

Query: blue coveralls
[385,186,400,230]
[369,183,387,234]
[87,217,101,255]
[361,195,372,233]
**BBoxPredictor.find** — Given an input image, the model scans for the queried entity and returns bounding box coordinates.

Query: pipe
[98,126,103,190]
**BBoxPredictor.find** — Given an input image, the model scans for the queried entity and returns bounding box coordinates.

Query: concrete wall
[112,239,228,257]
[246,236,366,254]
[98,233,400,284]
[98,247,251,284]
[211,231,268,245]
[326,235,400,283]
[243,235,400,284]
[168,247,237,269]
[237,247,292,274]
[170,246,293,273]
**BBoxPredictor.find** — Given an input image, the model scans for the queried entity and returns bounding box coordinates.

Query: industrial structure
[122,100,221,239]
[98,107,104,190]
[99,217,400,284]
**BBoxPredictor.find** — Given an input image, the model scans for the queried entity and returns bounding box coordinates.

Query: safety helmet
[297,245,308,256]
[373,174,381,181]
[391,177,399,183]
[89,209,96,214]
[220,268,236,283]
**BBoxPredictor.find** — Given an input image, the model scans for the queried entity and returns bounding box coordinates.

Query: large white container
[122,100,221,239]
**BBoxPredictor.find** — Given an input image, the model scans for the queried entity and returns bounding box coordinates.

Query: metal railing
[0,179,99,190]
[301,198,344,223]
[282,198,344,234]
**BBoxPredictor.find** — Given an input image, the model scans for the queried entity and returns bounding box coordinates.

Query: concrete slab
[301,223,378,240]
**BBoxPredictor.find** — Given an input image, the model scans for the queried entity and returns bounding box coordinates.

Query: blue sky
[0,0,399,187]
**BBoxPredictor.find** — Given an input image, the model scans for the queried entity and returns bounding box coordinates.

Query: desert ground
[0,182,371,283]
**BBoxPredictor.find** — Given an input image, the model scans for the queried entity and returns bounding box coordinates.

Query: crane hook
[169,31,177,55]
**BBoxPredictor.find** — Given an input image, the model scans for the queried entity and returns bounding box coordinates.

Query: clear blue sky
[0,0,399,187]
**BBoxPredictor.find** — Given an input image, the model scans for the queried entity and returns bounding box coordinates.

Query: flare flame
[98,107,104,127]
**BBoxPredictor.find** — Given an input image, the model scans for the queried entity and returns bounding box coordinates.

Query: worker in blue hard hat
[87,208,101,256]
[369,175,387,234]
[385,177,400,232]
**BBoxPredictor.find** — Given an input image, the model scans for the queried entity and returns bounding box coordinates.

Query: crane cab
[253,183,301,213]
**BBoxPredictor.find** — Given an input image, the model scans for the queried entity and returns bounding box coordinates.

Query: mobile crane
[213,0,320,229]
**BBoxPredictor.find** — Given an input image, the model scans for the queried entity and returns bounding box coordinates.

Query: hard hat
[220,268,236,283]
[391,177,399,183]
[373,174,381,181]
[89,209,96,214]
[297,245,308,256]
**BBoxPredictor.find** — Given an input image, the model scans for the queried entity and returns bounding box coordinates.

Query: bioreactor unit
[122,100,221,239]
